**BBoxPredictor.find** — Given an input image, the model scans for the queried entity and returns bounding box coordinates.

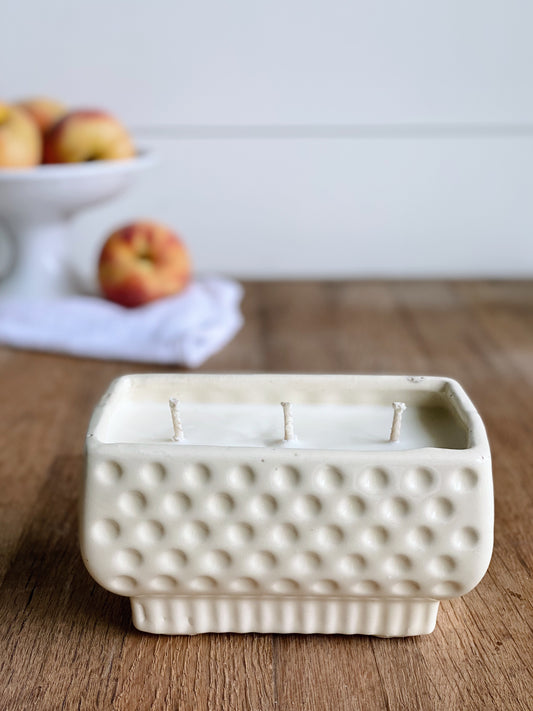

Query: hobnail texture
[81,374,493,637]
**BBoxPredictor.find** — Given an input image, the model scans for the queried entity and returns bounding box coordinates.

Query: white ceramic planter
[81,374,493,637]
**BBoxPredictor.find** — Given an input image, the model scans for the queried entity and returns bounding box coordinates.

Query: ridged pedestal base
[130,596,439,637]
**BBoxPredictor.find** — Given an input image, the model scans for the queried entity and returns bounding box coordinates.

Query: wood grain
[1,281,532,711]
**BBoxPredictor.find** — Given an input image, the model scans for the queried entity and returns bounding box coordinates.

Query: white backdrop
[2,0,533,279]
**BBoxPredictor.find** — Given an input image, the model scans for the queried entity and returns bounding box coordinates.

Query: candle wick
[389,401,407,443]
[169,397,184,442]
[281,401,295,441]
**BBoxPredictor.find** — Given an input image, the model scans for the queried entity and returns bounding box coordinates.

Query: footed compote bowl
[0,153,153,299]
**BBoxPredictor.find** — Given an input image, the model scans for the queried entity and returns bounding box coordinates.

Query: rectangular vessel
[81,374,493,636]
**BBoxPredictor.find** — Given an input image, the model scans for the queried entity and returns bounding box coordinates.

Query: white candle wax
[101,401,466,450]
[83,374,493,637]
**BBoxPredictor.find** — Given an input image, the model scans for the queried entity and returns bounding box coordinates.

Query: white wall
[2,0,533,279]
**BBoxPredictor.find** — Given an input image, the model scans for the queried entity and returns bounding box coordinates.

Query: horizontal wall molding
[132,124,533,141]
[3,1,532,279]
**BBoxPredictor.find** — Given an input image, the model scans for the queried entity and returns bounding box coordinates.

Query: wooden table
[1,281,532,711]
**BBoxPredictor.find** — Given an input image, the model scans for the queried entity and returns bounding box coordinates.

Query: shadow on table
[0,455,131,640]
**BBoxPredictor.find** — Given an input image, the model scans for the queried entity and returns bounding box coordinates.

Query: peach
[98,221,191,307]
[43,109,135,164]
[0,102,41,168]
[16,97,67,135]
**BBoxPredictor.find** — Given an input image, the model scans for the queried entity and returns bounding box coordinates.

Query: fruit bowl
[0,153,153,299]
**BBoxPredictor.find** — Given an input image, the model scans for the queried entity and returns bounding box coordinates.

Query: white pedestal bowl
[0,154,153,299]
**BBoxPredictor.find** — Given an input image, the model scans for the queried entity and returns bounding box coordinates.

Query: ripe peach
[43,109,135,164]
[0,102,41,167]
[98,221,191,307]
[16,97,67,135]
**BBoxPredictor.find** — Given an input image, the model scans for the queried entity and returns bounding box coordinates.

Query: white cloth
[0,277,243,367]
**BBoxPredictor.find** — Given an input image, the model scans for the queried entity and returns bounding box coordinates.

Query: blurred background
[2,0,532,281]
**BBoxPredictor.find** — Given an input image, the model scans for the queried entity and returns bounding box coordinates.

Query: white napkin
[0,276,243,367]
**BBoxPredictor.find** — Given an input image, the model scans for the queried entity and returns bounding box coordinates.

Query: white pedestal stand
[0,154,153,299]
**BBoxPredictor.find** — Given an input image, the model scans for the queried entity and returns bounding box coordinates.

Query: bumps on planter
[85,458,485,601]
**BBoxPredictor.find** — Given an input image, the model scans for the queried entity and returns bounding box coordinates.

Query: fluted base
[130,596,439,637]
